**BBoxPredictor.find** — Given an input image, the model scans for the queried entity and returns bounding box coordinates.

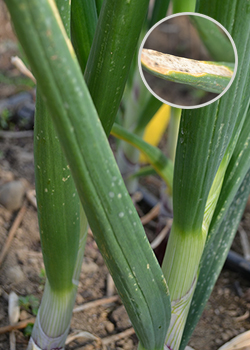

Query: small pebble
[0,179,27,211]
[214,308,220,315]
[19,310,31,321]
[105,320,115,333]
[123,338,134,350]
[76,293,84,304]
[6,265,25,284]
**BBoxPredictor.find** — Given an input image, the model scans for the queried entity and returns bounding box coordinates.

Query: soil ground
[1,3,250,350]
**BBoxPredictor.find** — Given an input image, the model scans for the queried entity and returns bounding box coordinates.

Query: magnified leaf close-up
[139,13,237,107]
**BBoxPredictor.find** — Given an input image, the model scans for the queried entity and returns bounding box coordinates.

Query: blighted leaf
[141,49,234,93]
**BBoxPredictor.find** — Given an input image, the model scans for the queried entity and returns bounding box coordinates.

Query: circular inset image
[138,13,238,109]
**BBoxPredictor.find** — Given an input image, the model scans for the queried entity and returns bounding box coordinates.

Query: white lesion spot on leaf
[62,175,70,182]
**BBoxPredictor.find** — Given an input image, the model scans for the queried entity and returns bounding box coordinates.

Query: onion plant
[4,1,250,350]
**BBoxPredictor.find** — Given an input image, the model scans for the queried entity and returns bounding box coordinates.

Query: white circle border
[138,12,238,110]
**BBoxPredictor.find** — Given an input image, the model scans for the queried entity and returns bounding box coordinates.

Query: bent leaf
[141,49,234,94]
[111,123,174,192]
